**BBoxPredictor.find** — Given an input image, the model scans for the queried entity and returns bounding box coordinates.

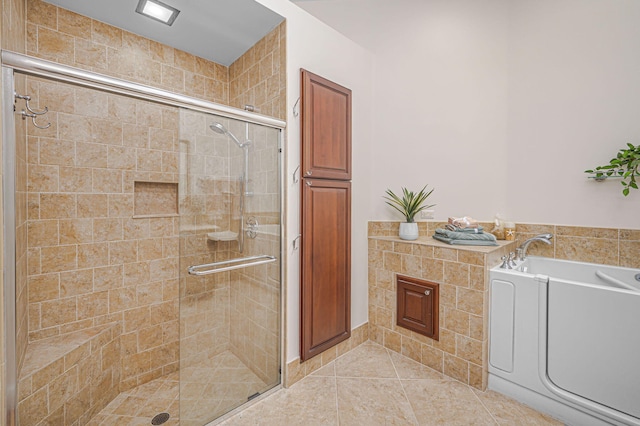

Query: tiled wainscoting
[367,220,640,390]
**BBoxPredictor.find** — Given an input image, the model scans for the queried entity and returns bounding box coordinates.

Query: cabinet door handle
[424,290,431,296]
[305,170,312,176]
[306,180,312,186]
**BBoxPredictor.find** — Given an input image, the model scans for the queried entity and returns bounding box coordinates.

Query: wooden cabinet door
[300,179,351,361]
[396,275,439,340]
[301,69,352,180]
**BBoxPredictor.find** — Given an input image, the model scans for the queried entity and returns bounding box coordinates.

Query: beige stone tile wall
[3,3,286,424]
[2,0,27,421]
[516,223,640,268]
[369,220,640,269]
[285,322,369,387]
[368,220,639,391]
[26,0,229,104]
[230,194,280,382]
[17,323,121,424]
[229,21,286,120]
[367,222,514,390]
[25,77,180,393]
[178,109,235,369]
[2,0,26,52]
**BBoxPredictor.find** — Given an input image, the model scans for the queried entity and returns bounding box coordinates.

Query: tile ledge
[369,236,516,253]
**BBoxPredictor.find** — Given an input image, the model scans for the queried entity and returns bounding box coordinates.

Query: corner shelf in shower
[207,231,239,241]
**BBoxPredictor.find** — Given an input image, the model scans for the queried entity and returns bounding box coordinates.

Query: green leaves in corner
[585,143,640,196]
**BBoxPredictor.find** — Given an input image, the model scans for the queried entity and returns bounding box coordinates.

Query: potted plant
[585,143,640,196]
[383,185,435,240]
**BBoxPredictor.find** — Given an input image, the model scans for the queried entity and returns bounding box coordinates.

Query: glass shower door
[178,109,282,424]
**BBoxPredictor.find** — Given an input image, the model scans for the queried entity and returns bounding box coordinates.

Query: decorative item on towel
[433,227,498,246]
[448,216,479,229]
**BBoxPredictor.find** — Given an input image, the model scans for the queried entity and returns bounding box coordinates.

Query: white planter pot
[398,222,419,240]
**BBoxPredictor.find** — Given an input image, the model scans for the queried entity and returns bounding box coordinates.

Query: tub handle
[595,270,640,292]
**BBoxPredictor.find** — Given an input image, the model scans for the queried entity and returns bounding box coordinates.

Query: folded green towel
[435,228,497,242]
[433,234,499,246]
[445,224,484,233]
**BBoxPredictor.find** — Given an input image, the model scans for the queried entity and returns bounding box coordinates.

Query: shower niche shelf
[207,231,238,241]
[133,181,179,218]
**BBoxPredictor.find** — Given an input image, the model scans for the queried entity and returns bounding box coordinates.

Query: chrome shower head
[210,122,226,135]
[209,122,245,148]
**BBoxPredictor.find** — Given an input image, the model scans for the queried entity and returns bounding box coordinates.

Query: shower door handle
[188,255,276,276]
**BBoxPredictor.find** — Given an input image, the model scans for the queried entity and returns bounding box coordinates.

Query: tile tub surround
[368,220,640,390]
[368,223,514,390]
[515,223,640,269]
[222,341,561,426]
[370,221,640,269]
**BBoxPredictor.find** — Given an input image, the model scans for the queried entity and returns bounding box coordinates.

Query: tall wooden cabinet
[300,69,352,361]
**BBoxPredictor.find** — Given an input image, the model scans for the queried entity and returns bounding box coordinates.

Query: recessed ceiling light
[135,0,180,26]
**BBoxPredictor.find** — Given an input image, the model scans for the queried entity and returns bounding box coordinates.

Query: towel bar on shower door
[187,254,276,276]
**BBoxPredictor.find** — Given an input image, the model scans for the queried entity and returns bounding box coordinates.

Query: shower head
[210,122,245,148]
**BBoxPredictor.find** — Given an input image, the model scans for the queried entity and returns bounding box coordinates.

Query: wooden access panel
[301,69,352,180]
[396,275,439,340]
[300,179,351,361]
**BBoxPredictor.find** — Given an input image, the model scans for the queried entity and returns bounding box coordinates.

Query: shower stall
[2,52,284,425]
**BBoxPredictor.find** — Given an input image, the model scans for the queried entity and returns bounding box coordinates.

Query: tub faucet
[517,233,553,260]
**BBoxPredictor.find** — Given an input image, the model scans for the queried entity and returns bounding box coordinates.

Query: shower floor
[87,350,268,426]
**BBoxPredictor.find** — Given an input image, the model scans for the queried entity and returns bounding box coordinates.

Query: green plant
[383,185,435,222]
[585,143,640,196]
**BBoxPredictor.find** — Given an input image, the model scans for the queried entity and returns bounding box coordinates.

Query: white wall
[299,0,640,228]
[507,0,640,227]
[368,0,510,222]
[265,0,640,363]
[255,0,374,363]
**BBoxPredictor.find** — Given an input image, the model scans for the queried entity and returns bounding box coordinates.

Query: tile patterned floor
[220,342,563,426]
[88,351,269,426]
[87,342,562,425]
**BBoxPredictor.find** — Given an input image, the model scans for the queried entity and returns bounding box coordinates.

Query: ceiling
[289,0,397,52]
[44,0,285,66]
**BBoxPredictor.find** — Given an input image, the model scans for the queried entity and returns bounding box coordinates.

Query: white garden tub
[489,256,640,426]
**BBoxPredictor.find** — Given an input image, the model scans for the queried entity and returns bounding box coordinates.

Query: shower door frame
[1,50,286,426]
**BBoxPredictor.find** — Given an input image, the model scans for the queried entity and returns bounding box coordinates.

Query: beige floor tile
[311,361,336,377]
[388,349,445,380]
[223,376,338,426]
[86,341,560,426]
[337,377,418,425]
[473,389,564,426]
[402,379,497,425]
[335,341,397,378]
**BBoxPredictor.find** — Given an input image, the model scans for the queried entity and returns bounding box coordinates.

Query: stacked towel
[445,224,484,233]
[432,227,498,246]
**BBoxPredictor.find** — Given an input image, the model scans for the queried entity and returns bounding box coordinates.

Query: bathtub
[489,257,640,426]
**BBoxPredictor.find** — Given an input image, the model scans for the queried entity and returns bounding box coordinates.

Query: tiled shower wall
[229,21,286,120]
[25,77,181,390]
[2,1,27,421]
[26,0,229,104]
[229,124,281,385]
[3,1,286,422]
[178,109,235,368]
